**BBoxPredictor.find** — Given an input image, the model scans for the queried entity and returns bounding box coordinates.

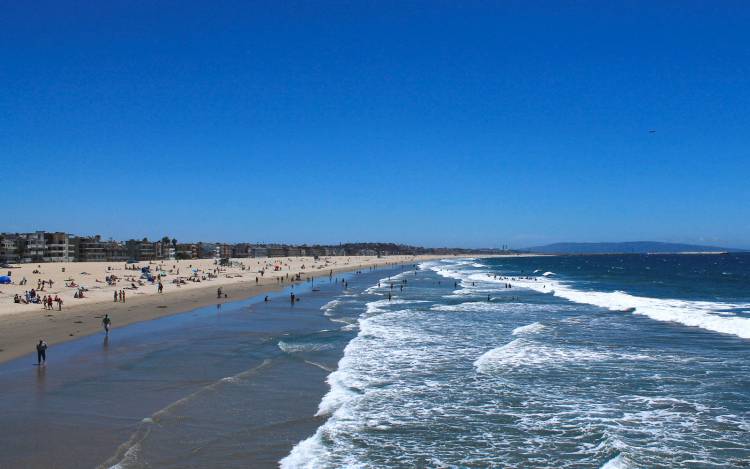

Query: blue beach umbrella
[0,276,11,284]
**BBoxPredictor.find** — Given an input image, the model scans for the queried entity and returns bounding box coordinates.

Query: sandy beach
[0,255,445,364]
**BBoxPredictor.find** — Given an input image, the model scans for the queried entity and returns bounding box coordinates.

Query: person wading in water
[36,340,48,365]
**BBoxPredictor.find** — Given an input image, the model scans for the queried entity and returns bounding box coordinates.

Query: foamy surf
[467,271,750,339]
[512,321,545,335]
[278,340,334,353]
[473,338,635,373]
[282,257,750,468]
[600,454,630,469]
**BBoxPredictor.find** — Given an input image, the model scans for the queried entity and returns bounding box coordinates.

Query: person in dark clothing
[36,340,47,365]
[102,314,112,335]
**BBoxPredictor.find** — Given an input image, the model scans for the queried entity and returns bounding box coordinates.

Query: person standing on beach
[114,290,118,302]
[102,314,111,335]
[36,340,47,365]
[158,281,163,293]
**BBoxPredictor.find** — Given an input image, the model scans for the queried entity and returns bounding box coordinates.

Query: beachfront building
[1,231,75,263]
[104,241,129,262]
[197,243,215,259]
[125,239,158,261]
[249,246,268,258]
[163,244,176,260]
[0,234,20,264]
[232,243,252,258]
[20,231,47,262]
[43,232,76,262]
[74,235,107,262]
[175,243,200,260]
[217,244,233,259]
[304,245,337,258]
[285,247,306,257]
[265,246,287,258]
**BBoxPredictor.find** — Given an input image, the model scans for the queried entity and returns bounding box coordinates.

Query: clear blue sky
[2,1,749,248]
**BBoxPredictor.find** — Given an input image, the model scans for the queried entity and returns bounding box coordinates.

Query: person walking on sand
[114,290,118,302]
[102,314,112,335]
[36,340,47,365]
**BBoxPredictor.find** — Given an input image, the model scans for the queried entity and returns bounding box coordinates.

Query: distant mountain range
[523,241,745,255]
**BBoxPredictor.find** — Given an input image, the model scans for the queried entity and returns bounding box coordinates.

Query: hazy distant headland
[524,241,746,255]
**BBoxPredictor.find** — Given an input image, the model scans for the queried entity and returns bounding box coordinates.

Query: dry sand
[0,255,446,364]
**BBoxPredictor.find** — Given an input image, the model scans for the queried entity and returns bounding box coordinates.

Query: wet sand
[0,265,395,468]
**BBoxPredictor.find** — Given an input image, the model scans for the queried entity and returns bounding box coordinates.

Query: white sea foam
[474,338,651,374]
[365,298,428,316]
[465,271,750,339]
[320,299,341,315]
[512,321,545,335]
[600,454,630,469]
[474,339,614,373]
[280,431,329,469]
[278,341,333,354]
[432,302,501,313]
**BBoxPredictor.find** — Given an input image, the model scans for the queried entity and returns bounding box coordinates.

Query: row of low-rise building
[0,232,190,264]
[0,232,431,264]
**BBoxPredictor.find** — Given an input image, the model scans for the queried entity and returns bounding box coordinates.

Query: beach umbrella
[0,276,11,284]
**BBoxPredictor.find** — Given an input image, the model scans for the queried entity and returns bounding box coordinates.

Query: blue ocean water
[282,254,750,468]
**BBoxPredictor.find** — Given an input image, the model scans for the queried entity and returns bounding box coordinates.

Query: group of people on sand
[41,294,63,310]
[113,290,126,302]
[14,289,63,310]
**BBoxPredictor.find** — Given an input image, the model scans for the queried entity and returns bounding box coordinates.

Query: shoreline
[0,264,399,468]
[0,256,445,365]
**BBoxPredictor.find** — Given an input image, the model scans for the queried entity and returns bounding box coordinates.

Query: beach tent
[0,276,11,284]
